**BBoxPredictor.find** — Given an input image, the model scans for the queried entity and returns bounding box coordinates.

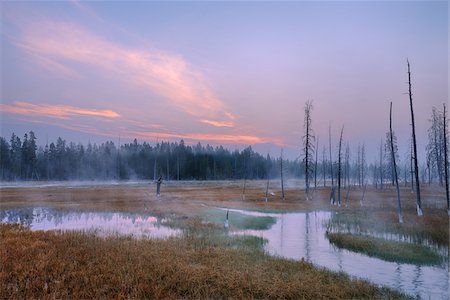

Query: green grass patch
[202,208,276,230]
[327,232,443,266]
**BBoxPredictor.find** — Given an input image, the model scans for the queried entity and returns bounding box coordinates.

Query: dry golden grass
[0,224,408,299]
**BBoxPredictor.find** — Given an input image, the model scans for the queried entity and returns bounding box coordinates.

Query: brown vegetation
[0,224,408,299]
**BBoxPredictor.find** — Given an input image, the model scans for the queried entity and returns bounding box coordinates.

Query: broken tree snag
[265,153,270,202]
[443,103,449,215]
[329,123,335,205]
[407,59,423,216]
[280,148,285,201]
[303,100,315,200]
[337,126,344,207]
[390,102,403,223]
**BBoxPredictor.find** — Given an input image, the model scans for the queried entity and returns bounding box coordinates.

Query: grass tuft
[327,232,444,266]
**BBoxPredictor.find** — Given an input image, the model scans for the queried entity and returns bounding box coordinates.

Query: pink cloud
[200,119,234,128]
[0,101,120,119]
[12,19,235,127]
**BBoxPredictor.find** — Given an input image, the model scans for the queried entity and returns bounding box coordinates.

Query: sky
[0,1,448,162]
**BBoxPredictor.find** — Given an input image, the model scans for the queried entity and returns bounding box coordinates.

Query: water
[1,207,448,298]
[233,210,449,299]
[0,208,180,239]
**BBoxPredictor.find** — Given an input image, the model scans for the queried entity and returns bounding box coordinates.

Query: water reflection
[0,208,180,239]
[234,210,449,299]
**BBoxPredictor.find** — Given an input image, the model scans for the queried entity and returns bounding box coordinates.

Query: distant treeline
[0,130,445,186]
[0,131,302,181]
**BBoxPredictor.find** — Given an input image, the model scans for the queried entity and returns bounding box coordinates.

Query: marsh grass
[0,224,410,299]
[201,208,276,230]
[327,232,443,266]
[326,209,448,247]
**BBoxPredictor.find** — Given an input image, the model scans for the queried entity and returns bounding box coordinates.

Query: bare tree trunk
[314,137,319,190]
[338,126,344,207]
[410,136,414,192]
[361,144,366,187]
[322,146,327,188]
[329,123,335,204]
[390,102,403,223]
[379,140,383,189]
[303,101,314,200]
[407,59,422,216]
[265,153,270,202]
[357,145,361,187]
[280,148,285,201]
[360,184,367,207]
[443,103,449,215]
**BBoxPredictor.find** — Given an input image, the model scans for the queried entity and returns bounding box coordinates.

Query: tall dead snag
[379,140,384,189]
[361,144,366,187]
[390,102,403,223]
[407,59,422,215]
[314,137,319,190]
[337,126,344,207]
[280,148,285,200]
[344,143,350,188]
[322,146,327,187]
[329,123,335,204]
[303,100,315,200]
[443,103,449,215]
[265,153,270,202]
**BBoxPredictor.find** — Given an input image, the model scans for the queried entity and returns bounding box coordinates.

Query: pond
[1,207,447,298]
[0,207,180,239]
[229,209,448,299]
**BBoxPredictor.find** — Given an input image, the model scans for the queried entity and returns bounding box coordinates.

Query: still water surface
[0,207,180,239]
[1,207,448,299]
[230,209,448,299]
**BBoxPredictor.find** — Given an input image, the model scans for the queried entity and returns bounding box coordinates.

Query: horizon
[1,1,448,162]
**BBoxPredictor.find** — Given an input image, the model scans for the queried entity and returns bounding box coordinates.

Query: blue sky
[1,1,448,162]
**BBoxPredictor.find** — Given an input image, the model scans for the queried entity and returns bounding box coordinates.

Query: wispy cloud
[10,18,235,127]
[0,101,120,119]
[200,119,234,128]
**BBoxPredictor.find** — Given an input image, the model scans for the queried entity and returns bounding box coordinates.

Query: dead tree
[303,101,315,200]
[407,59,422,215]
[314,137,319,190]
[344,143,350,188]
[280,148,285,201]
[390,102,403,223]
[337,126,344,207]
[361,144,366,187]
[443,103,449,215]
[322,146,327,187]
[265,153,270,202]
[379,140,384,189]
[329,123,335,204]
[410,136,414,191]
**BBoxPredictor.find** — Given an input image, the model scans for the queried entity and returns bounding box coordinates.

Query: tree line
[0,134,304,181]
[0,117,446,187]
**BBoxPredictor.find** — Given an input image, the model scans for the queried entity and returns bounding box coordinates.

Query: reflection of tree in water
[1,208,168,237]
[1,207,35,228]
